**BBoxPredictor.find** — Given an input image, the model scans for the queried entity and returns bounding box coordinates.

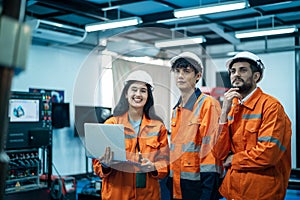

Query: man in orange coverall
[167,52,223,200]
[213,51,292,200]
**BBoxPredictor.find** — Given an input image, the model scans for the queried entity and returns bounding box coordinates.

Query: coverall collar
[240,87,257,103]
[174,88,202,111]
[119,112,155,130]
[242,87,263,110]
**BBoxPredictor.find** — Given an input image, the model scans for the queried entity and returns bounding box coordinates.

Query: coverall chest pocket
[183,156,200,174]
[188,119,202,143]
[144,137,160,161]
[188,118,201,126]
[244,121,260,150]
[145,137,160,150]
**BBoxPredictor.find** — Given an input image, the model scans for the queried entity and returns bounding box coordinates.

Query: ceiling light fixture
[85,16,142,32]
[155,36,206,48]
[235,25,298,38]
[156,16,200,24]
[174,0,247,18]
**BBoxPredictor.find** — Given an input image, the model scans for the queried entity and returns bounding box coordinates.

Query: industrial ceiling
[21,0,300,57]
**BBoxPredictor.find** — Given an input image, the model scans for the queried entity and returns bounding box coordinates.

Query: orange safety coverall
[170,89,222,199]
[93,112,169,200]
[213,87,292,200]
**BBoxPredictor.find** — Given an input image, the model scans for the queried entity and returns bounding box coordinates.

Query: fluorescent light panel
[235,26,298,38]
[155,36,206,48]
[85,17,142,32]
[174,0,247,18]
[156,16,200,24]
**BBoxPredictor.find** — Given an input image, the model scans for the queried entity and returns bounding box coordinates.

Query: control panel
[5,149,41,193]
[41,92,52,128]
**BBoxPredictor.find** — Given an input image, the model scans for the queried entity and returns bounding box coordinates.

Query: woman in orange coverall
[93,70,169,200]
[213,51,292,200]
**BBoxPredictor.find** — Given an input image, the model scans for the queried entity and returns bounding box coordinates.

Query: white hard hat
[124,70,154,89]
[226,51,265,70]
[170,51,203,72]
[226,51,265,82]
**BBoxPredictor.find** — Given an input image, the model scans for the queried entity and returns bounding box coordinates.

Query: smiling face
[229,61,260,96]
[126,81,148,109]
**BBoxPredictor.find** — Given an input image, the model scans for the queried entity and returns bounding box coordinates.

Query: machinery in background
[4,91,52,199]
[4,90,74,200]
[77,178,101,200]
[5,149,41,193]
[6,91,52,150]
[49,176,76,200]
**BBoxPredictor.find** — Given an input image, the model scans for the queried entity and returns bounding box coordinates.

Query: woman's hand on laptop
[98,146,118,168]
[140,158,156,173]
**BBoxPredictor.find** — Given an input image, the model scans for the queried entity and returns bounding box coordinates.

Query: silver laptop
[84,123,126,161]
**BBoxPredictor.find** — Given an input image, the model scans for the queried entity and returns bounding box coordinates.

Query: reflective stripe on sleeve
[146,131,160,137]
[242,113,262,119]
[125,134,137,139]
[258,136,286,151]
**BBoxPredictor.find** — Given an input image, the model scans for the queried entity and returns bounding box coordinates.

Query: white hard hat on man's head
[226,51,265,82]
[124,70,154,89]
[170,51,203,73]
[226,51,265,70]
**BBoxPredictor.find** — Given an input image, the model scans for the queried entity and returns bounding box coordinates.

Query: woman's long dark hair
[113,80,163,122]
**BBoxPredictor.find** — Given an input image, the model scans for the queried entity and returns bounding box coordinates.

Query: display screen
[52,103,70,129]
[9,99,40,122]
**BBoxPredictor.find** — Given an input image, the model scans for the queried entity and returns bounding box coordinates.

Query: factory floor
[76,176,300,200]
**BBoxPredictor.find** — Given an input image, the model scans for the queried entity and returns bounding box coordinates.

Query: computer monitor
[51,103,70,129]
[6,91,50,149]
[9,99,40,122]
[8,91,43,126]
